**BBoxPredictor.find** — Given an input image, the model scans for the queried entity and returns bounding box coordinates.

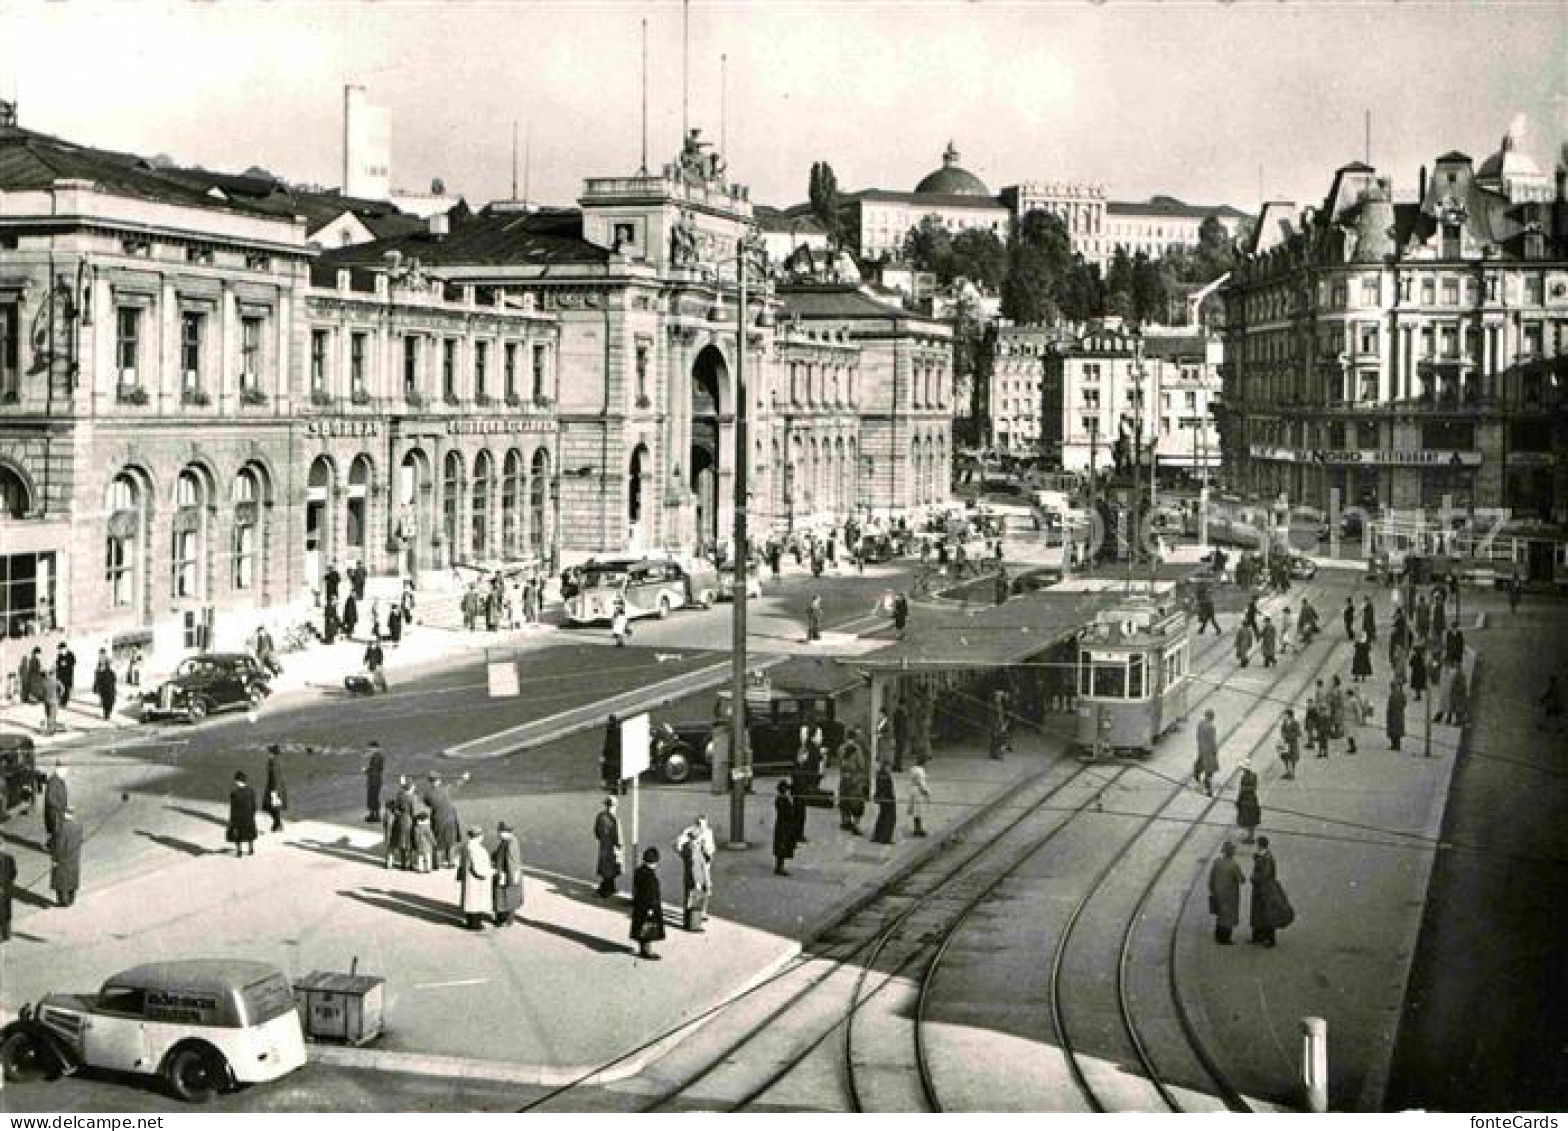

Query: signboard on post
[620,712,651,869]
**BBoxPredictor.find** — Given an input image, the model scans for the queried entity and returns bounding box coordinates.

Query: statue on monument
[670,209,700,267]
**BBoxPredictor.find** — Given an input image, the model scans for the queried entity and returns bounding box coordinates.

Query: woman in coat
[91,651,117,721]
[263,746,288,832]
[458,827,494,930]
[836,730,869,834]
[1234,622,1254,667]
[773,780,800,876]
[491,822,524,927]
[870,761,897,844]
[594,796,623,897]
[387,604,404,646]
[1351,632,1373,682]
[342,592,359,639]
[1235,759,1261,843]
[1207,841,1245,944]
[1408,644,1429,701]
[907,765,932,837]
[630,847,666,959]
[1249,836,1294,947]
[1386,683,1407,751]
[389,778,419,869]
[227,772,259,858]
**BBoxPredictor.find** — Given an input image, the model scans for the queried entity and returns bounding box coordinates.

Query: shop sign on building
[306,419,381,439]
[445,418,556,436]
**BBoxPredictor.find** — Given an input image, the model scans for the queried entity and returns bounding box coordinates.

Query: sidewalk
[0,739,1056,1086]
[1169,586,1480,1111]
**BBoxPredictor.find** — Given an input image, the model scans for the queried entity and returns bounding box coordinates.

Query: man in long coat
[836,731,869,835]
[630,847,666,959]
[1360,594,1378,643]
[870,761,897,844]
[263,746,288,832]
[594,797,623,897]
[1249,836,1294,947]
[1386,683,1407,751]
[388,777,419,869]
[773,781,801,876]
[1235,621,1254,667]
[457,827,495,930]
[1193,709,1220,795]
[324,563,341,609]
[227,772,259,857]
[677,816,714,931]
[1260,616,1278,668]
[43,764,69,850]
[363,742,385,822]
[55,642,77,705]
[1207,841,1245,944]
[491,822,524,927]
[342,592,360,640]
[424,773,464,868]
[50,807,82,907]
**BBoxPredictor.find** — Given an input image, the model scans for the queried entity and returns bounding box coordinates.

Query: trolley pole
[729,238,756,849]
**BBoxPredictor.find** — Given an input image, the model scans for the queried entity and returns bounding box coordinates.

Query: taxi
[0,959,307,1102]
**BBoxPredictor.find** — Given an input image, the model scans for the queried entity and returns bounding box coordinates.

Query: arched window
[346,455,372,564]
[442,451,463,560]
[471,451,493,558]
[231,469,258,591]
[172,469,206,599]
[0,464,30,520]
[105,472,142,610]
[501,450,522,559]
[529,449,550,558]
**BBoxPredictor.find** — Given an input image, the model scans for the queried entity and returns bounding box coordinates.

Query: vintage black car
[655,661,858,784]
[141,654,271,723]
[0,731,39,820]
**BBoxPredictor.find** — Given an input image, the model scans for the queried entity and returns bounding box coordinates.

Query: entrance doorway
[305,456,334,590]
[691,345,727,551]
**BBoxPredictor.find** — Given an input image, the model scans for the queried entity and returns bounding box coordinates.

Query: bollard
[1301,1015,1328,1112]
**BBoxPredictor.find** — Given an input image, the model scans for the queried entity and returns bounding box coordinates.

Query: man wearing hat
[362,741,385,823]
[424,772,465,869]
[43,764,69,851]
[457,826,494,930]
[492,822,524,927]
[676,815,714,932]
[594,796,623,898]
[51,805,83,907]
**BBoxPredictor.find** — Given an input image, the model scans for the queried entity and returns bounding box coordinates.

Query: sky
[2,0,1563,216]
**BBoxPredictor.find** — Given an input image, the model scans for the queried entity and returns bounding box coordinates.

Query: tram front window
[1089,661,1126,699]
[1129,655,1146,699]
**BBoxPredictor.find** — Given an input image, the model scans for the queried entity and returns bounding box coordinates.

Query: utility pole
[728,234,761,849]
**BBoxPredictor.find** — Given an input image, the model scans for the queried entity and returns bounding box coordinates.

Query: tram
[1074,596,1191,758]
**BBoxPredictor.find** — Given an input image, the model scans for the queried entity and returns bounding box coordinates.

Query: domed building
[1476,132,1552,203]
[777,141,1009,264]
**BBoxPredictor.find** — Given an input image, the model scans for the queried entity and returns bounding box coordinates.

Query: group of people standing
[593,797,715,960]
[461,570,547,633]
[9,642,133,735]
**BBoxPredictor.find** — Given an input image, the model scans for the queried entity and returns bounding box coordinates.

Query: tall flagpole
[640,18,649,174]
[682,0,690,145]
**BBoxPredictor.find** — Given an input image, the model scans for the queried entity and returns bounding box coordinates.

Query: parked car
[0,959,307,1102]
[564,557,713,624]
[141,653,271,723]
[0,730,39,821]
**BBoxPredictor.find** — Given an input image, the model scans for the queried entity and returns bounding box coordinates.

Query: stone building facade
[1218,135,1567,520]
[0,119,557,671]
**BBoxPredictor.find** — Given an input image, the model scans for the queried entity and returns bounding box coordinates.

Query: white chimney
[429,212,449,239]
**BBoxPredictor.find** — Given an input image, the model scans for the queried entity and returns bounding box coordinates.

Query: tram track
[517,580,1325,1113]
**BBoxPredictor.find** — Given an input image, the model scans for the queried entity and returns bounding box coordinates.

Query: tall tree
[808,161,843,248]
[1001,209,1073,325]
[1057,256,1107,323]
[903,219,1005,291]
[1105,246,1135,318]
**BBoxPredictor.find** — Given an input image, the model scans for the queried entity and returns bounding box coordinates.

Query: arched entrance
[690,345,727,552]
[397,449,431,576]
[305,456,335,590]
[627,443,649,551]
[0,462,33,520]
[472,450,493,560]
[346,454,372,568]
[502,449,523,559]
[441,451,464,568]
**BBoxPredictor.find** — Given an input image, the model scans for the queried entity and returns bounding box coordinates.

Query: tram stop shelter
[842,579,1177,766]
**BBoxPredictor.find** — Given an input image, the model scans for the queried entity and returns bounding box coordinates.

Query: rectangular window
[403,336,420,396]
[1358,371,1379,402]
[1440,325,1458,358]
[310,329,329,394]
[504,343,519,400]
[474,341,489,399]
[1421,278,1435,305]
[115,307,141,385]
[1421,421,1474,450]
[1357,324,1380,356]
[1357,421,1378,449]
[173,530,198,599]
[1360,276,1379,306]
[532,344,547,400]
[1442,278,1459,305]
[350,332,368,397]
[1522,323,1543,357]
[4,552,59,636]
[442,339,457,401]
[239,315,263,391]
[180,311,205,390]
[232,523,254,591]
[1523,275,1544,306]
[1082,363,1100,382]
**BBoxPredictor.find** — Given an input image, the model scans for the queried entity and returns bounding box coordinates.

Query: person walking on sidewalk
[458,827,495,930]
[677,815,714,932]
[1342,597,1356,642]
[871,760,898,844]
[1208,841,1245,945]
[610,598,630,648]
[39,669,62,736]
[91,650,117,722]
[364,635,388,694]
[1389,609,1410,669]
[387,777,419,869]
[1234,620,1254,668]
[261,745,288,832]
[1329,675,1356,753]
[1408,644,1429,702]
[492,822,524,927]
[1195,583,1221,636]
[1386,682,1407,751]
[1235,759,1261,843]
[1360,594,1378,644]
[21,646,42,703]
[1352,632,1373,683]
[1193,709,1220,796]
[773,781,801,875]
[324,562,341,610]
[1260,616,1278,668]
[1444,623,1466,669]
[43,765,68,851]
[227,772,259,858]
[423,773,465,868]
[595,796,624,897]
[893,591,910,637]
[631,847,667,959]
[342,591,360,641]
[1242,596,1260,634]
[362,741,385,823]
[806,594,823,643]
[1298,597,1320,645]
[349,559,367,602]
[1278,709,1302,780]
[1280,606,1296,655]
[55,642,76,707]
[836,729,869,834]
[907,765,932,837]
[50,807,82,907]
[1508,570,1522,614]
[1249,836,1295,947]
